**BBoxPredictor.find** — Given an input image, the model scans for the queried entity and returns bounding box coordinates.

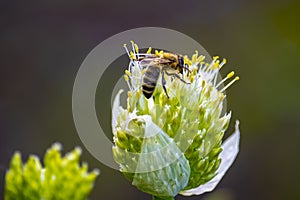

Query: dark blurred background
[1,0,300,199]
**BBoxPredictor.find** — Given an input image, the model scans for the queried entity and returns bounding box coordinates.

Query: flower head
[5,143,99,200]
[112,41,240,199]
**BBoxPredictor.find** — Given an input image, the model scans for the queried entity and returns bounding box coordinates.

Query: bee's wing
[139,57,171,68]
[139,58,156,68]
[156,58,172,65]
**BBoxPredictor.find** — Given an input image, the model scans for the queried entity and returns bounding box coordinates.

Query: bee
[138,52,190,99]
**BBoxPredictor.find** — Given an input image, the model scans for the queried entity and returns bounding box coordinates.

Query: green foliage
[5,143,99,200]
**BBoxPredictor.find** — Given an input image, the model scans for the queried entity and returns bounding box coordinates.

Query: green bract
[112,42,240,199]
[5,143,99,200]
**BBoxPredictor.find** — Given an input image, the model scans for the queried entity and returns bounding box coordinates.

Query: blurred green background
[1,0,300,199]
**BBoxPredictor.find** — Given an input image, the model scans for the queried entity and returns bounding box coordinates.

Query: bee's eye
[178,57,184,67]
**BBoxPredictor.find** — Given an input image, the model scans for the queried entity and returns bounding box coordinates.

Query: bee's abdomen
[142,66,160,99]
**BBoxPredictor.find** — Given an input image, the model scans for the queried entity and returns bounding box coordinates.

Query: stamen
[207,57,221,72]
[192,51,198,63]
[220,76,239,92]
[213,59,226,86]
[124,75,132,91]
[206,62,214,72]
[203,63,209,72]
[211,60,220,70]
[123,44,130,57]
[206,56,219,72]
[197,55,205,63]
[219,58,227,69]
[213,70,219,86]
[216,71,234,88]
[198,61,205,71]
[134,43,139,55]
[130,41,136,55]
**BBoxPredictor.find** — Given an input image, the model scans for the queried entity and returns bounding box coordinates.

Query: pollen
[222,58,227,65]
[129,51,136,60]
[136,90,141,98]
[142,68,147,75]
[192,67,198,74]
[227,71,235,78]
[213,56,219,60]
[155,50,164,57]
[124,75,129,82]
[184,56,192,66]
[146,47,152,54]
[211,61,220,70]
[190,75,195,83]
[125,70,132,76]
[134,43,139,55]
[127,91,133,97]
[187,51,206,65]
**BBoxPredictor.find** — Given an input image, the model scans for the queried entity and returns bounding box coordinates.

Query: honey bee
[138,52,190,99]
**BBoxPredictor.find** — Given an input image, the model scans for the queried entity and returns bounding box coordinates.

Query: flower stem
[152,196,174,200]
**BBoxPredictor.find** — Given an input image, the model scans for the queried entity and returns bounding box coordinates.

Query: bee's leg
[185,64,191,76]
[161,70,170,98]
[165,71,191,84]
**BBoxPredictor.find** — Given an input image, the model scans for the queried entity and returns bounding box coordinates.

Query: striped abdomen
[142,65,161,99]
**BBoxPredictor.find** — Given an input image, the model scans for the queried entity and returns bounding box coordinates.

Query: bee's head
[178,55,190,74]
[178,56,184,67]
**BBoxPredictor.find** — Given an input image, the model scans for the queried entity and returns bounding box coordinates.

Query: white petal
[111,89,123,135]
[180,120,240,196]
